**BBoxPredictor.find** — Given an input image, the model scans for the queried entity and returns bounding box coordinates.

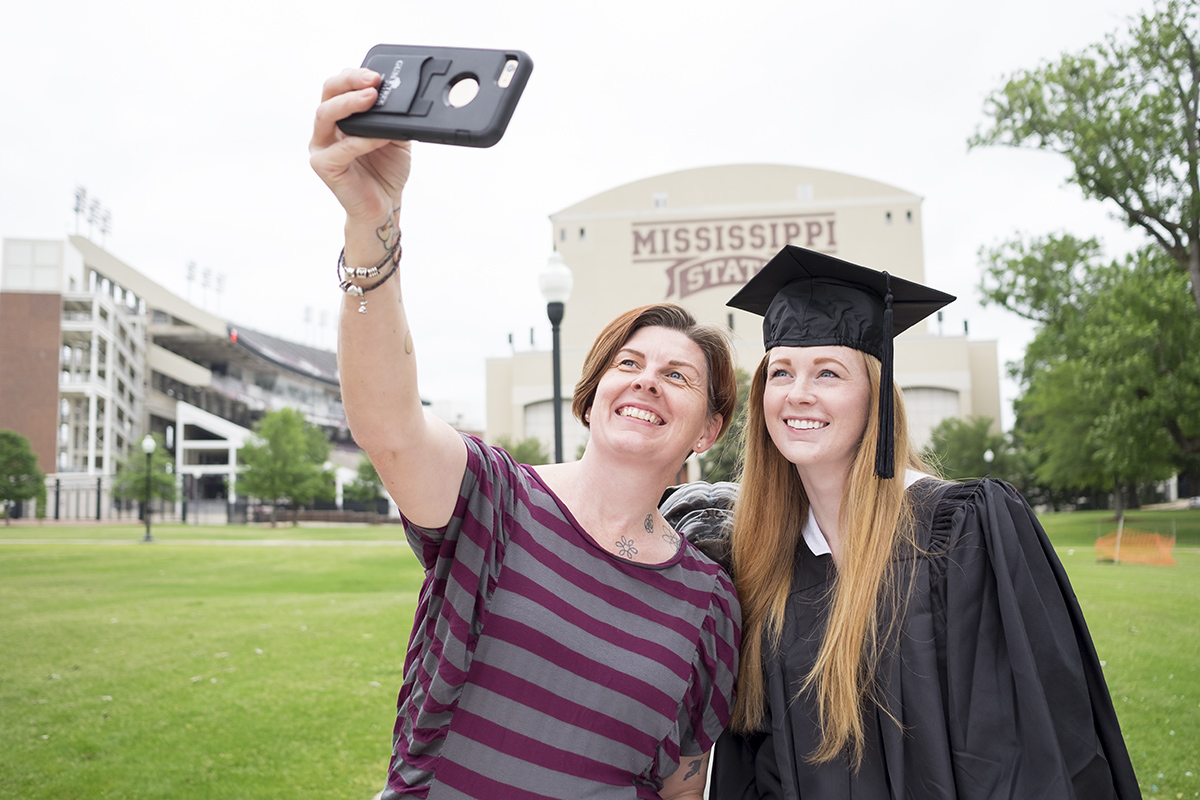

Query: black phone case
[337,44,533,147]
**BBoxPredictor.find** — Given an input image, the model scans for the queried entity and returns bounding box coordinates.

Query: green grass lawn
[1,525,421,800]
[1032,507,1200,798]
[1037,506,1200,549]
[2,513,1198,799]
[0,521,407,542]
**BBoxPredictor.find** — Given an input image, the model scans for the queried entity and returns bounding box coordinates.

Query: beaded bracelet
[338,235,402,314]
[336,231,402,283]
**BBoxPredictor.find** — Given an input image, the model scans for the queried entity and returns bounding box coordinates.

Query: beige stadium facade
[487,164,1001,477]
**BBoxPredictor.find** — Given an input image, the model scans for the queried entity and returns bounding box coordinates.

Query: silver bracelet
[336,232,402,282]
[337,234,402,314]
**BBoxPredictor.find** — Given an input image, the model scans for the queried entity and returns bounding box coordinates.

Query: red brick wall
[0,292,61,473]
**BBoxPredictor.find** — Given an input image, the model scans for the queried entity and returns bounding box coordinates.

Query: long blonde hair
[730,352,927,766]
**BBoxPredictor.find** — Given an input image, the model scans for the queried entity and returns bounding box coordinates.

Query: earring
[584,410,591,423]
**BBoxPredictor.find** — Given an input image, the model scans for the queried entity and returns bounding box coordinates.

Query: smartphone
[337,44,533,147]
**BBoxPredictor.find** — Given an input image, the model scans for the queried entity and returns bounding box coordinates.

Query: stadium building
[0,235,360,522]
[488,164,1001,476]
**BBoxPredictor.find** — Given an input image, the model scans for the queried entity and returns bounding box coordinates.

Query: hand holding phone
[336,44,533,147]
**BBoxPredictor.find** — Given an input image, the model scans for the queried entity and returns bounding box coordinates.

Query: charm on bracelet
[336,233,402,315]
[340,281,369,313]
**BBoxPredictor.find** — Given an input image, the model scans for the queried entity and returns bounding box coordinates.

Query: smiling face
[762,345,872,481]
[587,325,723,466]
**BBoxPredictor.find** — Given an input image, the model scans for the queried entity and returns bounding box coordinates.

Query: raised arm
[309,68,466,528]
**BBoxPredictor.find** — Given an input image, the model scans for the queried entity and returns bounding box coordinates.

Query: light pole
[141,434,156,542]
[539,252,573,463]
[983,448,994,478]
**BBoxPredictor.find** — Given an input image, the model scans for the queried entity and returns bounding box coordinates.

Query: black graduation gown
[710,478,1141,800]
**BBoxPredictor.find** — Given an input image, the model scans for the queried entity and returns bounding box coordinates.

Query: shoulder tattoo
[661,523,681,550]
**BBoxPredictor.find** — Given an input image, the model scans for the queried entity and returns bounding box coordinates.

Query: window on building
[523,399,584,462]
[902,386,961,452]
[184,424,224,441]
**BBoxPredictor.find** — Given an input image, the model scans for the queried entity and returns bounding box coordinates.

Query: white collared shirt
[803,470,932,556]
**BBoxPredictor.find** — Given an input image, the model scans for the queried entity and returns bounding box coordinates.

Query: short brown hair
[572,304,737,440]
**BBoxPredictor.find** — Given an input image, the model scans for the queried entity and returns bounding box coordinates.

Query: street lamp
[141,434,156,542]
[539,252,573,463]
[983,448,994,478]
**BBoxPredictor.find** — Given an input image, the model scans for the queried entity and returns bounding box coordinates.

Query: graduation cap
[727,245,955,478]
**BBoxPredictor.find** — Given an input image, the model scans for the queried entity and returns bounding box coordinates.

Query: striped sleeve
[690,565,741,753]
[389,435,517,791]
[658,552,741,779]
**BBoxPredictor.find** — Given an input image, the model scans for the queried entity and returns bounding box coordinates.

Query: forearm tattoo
[376,208,400,250]
[683,759,702,780]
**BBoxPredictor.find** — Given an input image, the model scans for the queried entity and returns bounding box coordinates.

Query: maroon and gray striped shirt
[382,435,741,799]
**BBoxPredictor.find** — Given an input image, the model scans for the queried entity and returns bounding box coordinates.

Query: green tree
[238,409,334,526]
[1078,249,1200,503]
[111,434,178,513]
[922,416,1011,482]
[698,368,751,484]
[980,236,1200,514]
[343,453,384,505]
[970,0,1200,315]
[493,435,551,465]
[0,430,44,525]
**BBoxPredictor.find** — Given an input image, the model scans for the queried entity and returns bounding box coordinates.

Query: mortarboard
[727,245,955,478]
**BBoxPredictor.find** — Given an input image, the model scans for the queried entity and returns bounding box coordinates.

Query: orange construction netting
[1095,528,1177,566]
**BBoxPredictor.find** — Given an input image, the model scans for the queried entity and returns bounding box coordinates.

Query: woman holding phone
[310,67,741,800]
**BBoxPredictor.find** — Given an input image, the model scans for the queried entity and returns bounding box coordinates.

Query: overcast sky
[0,0,1154,431]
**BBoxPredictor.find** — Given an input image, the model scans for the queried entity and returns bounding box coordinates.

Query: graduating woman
[702,245,1140,799]
[310,68,741,800]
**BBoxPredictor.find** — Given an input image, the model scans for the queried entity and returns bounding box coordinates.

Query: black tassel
[875,273,895,478]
